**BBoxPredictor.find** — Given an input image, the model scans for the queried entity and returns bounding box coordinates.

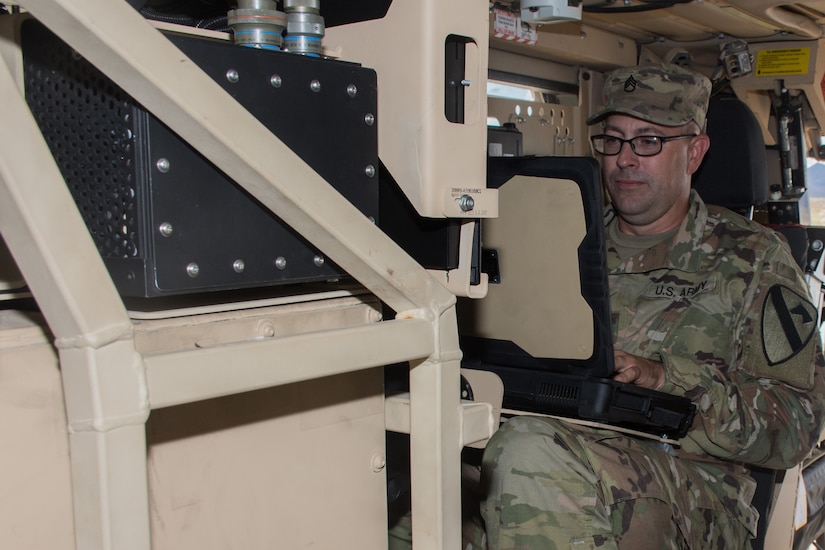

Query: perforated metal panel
[23,36,143,260]
[22,20,379,297]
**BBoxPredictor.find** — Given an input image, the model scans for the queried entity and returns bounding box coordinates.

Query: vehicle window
[806,159,825,226]
[487,81,537,102]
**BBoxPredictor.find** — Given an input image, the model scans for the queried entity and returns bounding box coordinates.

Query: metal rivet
[233,259,245,273]
[259,321,276,338]
[156,158,170,173]
[226,69,240,83]
[458,194,475,212]
[364,113,375,126]
[313,255,325,267]
[347,84,358,97]
[186,262,200,278]
[310,79,321,92]
[371,453,386,473]
[158,222,173,237]
[275,256,287,270]
[270,74,282,88]
[365,165,376,178]
[368,216,376,224]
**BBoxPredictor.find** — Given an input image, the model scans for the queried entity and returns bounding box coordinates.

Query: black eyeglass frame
[590,134,697,157]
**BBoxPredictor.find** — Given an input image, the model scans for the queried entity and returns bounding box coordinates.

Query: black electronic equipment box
[22,20,378,297]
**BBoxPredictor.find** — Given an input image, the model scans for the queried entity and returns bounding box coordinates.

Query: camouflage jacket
[606,190,825,469]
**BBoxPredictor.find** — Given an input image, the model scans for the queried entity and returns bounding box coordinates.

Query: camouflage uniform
[480,63,825,549]
[480,191,825,549]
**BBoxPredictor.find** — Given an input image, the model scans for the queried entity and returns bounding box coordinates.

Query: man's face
[599,114,709,236]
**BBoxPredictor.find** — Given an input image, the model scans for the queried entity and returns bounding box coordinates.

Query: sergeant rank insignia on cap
[624,75,637,93]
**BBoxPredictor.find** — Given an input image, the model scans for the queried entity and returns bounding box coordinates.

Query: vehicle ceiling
[580,0,825,43]
[493,1,825,70]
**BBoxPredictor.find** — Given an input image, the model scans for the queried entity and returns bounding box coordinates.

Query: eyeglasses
[590,134,697,157]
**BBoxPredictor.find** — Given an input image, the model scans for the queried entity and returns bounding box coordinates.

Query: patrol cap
[586,63,711,129]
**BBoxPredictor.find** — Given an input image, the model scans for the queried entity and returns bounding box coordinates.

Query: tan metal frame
[0,1,493,548]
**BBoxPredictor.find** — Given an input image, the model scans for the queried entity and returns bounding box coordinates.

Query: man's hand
[612,350,665,390]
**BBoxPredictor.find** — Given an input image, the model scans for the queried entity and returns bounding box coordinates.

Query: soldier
[480,63,825,549]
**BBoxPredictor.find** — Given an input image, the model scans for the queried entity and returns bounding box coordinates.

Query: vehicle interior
[3,1,825,549]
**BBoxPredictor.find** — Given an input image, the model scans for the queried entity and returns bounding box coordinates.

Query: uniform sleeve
[659,240,825,469]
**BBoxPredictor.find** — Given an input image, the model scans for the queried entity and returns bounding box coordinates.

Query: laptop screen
[458,156,613,377]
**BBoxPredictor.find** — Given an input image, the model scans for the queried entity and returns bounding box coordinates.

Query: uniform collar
[605,189,708,273]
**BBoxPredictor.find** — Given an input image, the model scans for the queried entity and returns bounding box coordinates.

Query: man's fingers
[612,365,640,384]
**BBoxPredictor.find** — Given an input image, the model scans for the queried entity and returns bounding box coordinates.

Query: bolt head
[458,194,475,212]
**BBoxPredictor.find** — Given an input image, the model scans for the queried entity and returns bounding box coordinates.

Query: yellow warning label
[755,48,811,77]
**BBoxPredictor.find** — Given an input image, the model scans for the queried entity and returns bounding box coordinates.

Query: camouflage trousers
[480,416,757,550]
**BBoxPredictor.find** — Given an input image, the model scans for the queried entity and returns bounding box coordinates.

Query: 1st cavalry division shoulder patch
[762,285,817,365]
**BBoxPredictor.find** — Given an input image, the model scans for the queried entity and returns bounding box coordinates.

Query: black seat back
[692,95,769,215]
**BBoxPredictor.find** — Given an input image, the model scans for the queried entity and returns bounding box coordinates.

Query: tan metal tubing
[0,42,151,550]
[409,305,464,549]
[145,317,435,409]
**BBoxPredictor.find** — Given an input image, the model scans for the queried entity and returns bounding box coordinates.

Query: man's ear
[686,133,710,175]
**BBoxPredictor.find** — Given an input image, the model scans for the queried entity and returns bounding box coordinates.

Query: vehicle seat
[692,95,769,219]
[694,96,819,277]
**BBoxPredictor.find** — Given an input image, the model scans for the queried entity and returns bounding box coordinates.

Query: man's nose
[616,140,638,167]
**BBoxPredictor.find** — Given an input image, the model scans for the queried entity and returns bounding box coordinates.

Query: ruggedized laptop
[458,156,696,440]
